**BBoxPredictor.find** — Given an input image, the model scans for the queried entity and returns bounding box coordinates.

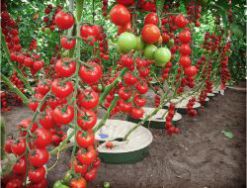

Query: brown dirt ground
[2,87,246,188]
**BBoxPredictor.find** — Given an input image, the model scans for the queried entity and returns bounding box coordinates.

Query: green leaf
[222,130,234,139]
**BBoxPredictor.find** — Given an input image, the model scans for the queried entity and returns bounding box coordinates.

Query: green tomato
[104,182,111,188]
[144,45,157,60]
[154,47,171,67]
[117,32,137,53]
[53,181,69,188]
[136,36,145,50]
[168,39,174,48]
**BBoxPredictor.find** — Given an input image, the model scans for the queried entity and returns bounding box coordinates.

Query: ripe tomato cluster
[203,32,222,52]
[165,103,179,135]
[80,24,109,60]
[138,0,156,12]
[186,97,198,117]
[198,90,208,105]
[42,4,63,31]
[102,0,108,17]
[1,91,10,112]
[1,5,44,75]
[9,72,25,105]
[186,1,202,27]
[220,42,231,89]
[1,0,235,187]
[103,57,150,119]
[4,118,50,187]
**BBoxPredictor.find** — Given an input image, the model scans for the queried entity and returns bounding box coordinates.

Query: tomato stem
[93,95,119,133]
[1,74,29,104]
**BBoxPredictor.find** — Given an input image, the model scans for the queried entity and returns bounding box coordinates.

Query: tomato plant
[0,0,244,187]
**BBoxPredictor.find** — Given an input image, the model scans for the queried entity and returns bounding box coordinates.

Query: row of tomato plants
[1,0,232,187]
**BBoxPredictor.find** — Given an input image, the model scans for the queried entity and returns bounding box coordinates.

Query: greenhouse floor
[2,86,246,188]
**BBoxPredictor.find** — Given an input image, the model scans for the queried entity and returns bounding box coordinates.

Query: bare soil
[2,88,246,188]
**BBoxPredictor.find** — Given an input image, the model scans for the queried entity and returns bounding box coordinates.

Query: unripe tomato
[144,45,157,60]
[154,47,171,67]
[117,32,137,53]
[136,36,145,50]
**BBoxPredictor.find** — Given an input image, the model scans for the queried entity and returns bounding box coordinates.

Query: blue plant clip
[99,133,108,139]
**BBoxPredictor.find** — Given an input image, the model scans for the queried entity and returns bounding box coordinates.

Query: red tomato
[175,14,188,28]
[18,118,37,134]
[11,138,26,156]
[77,110,97,130]
[119,100,132,113]
[29,148,49,167]
[144,13,159,25]
[93,157,101,168]
[54,11,74,30]
[39,109,55,129]
[118,87,131,100]
[6,178,22,188]
[179,56,191,68]
[28,166,46,183]
[179,44,191,55]
[110,4,131,26]
[116,0,134,6]
[23,57,34,67]
[117,22,132,35]
[77,149,97,166]
[76,130,95,148]
[184,66,198,77]
[138,67,150,77]
[70,178,87,188]
[27,179,48,188]
[60,36,76,49]
[141,24,161,44]
[13,157,26,175]
[79,62,102,85]
[33,60,44,71]
[136,82,148,94]
[133,95,146,107]
[80,24,100,42]
[34,128,52,148]
[55,58,76,77]
[51,80,74,98]
[162,32,170,43]
[47,97,67,110]
[123,72,137,85]
[52,105,74,125]
[35,82,50,95]
[130,108,144,119]
[77,89,99,109]
[179,29,191,43]
[4,139,13,153]
[85,168,97,182]
[73,160,88,175]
